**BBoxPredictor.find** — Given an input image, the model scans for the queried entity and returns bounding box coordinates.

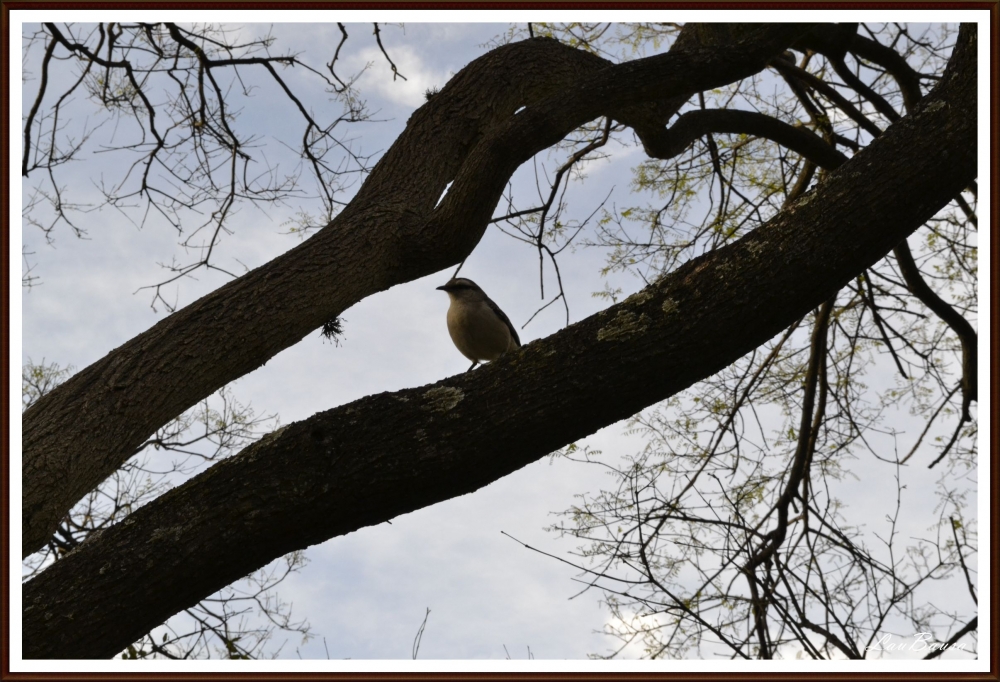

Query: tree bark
[22,24,977,659]
[21,23,810,557]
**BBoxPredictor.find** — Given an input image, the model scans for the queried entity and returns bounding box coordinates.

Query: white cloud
[353,43,449,110]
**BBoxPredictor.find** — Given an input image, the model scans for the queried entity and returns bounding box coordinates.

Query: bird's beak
[435,284,449,291]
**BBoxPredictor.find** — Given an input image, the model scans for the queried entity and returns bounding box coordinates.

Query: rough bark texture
[22,25,977,660]
[21,23,809,557]
[642,108,851,168]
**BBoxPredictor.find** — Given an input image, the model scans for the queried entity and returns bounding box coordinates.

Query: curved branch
[849,34,924,111]
[893,239,978,420]
[643,108,850,170]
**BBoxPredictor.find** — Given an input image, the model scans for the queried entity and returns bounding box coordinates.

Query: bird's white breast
[446,300,513,362]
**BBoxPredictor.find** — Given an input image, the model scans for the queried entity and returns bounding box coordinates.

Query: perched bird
[436,277,521,371]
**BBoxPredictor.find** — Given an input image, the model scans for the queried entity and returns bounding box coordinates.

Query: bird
[436,277,521,371]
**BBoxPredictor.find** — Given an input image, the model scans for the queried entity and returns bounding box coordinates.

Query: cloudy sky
[12,10,990,673]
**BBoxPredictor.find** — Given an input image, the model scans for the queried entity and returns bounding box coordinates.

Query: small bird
[436,277,521,371]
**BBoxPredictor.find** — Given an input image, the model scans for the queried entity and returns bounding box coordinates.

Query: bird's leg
[467,361,479,372]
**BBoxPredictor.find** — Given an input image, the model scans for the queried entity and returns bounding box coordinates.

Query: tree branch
[893,237,978,421]
[923,616,977,660]
[642,108,850,170]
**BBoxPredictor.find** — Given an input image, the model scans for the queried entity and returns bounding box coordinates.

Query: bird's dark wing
[485,297,520,347]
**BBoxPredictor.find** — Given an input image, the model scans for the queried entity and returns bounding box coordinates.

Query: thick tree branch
[641,108,850,169]
[22,24,977,657]
[22,24,811,557]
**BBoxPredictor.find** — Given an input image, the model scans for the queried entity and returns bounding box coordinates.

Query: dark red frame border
[1,3,996,680]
